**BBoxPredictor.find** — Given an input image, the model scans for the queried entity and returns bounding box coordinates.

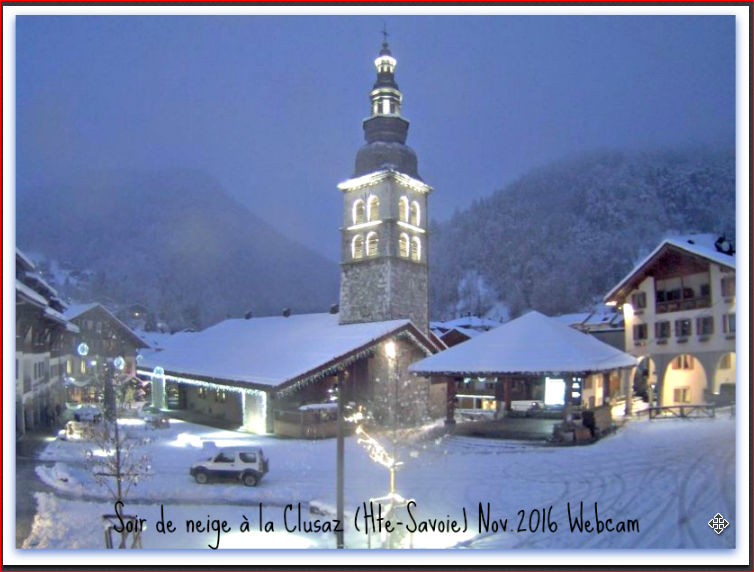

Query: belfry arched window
[352,235,364,260]
[398,197,409,222]
[367,196,380,221]
[399,233,410,258]
[352,200,366,225]
[411,236,421,262]
[410,201,421,226]
[366,232,379,257]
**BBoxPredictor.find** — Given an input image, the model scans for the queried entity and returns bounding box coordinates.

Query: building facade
[15,249,79,434]
[338,39,432,335]
[63,303,148,403]
[604,235,736,407]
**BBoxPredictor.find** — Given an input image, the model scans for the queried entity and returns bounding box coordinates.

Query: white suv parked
[189,449,269,487]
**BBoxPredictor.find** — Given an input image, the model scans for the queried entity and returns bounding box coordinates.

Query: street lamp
[335,369,345,549]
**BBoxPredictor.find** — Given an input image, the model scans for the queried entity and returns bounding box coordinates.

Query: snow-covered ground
[24,415,736,550]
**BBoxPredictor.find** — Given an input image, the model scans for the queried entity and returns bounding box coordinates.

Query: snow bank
[27,416,736,549]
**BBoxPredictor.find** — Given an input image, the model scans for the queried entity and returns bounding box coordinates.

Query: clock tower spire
[337,36,432,335]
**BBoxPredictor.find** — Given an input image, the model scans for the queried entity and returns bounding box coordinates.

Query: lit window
[81,360,87,374]
[398,197,409,222]
[672,355,693,370]
[410,201,421,226]
[411,237,421,262]
[67,360,72,374]
[352,235,364,260]
[366,232,379,257]
[673,387,691,403]
[352,200,365,225]
[398,233,409,258]
[381,99,390,114]
[367,196,380,221]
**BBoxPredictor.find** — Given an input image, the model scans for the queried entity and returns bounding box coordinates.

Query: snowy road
[23,415,736,549]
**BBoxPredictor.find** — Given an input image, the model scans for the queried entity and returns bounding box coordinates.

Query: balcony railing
[656,296,711,314]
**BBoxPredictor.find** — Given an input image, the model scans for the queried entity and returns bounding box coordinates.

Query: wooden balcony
[656,296,711,314]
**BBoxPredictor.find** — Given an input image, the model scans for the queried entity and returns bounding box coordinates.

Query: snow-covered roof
[24,271,59,298]
[16,248,35,271]
[337,168,432,194]
[64,303,148,348]
[551,312,591,326]
[605,233,735,303]
[44,307,80,333]
[135,330,185,351]
[409,311,637,377]
[433,316,502,332]
[441,326,482,341]
[140,313,429,389]
[582,312,624,329]
[16,279,49,307]
[63,303,101,320]
[552,311,623,330]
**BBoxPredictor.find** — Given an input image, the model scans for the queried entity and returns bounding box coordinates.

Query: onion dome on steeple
[355,28,421,179]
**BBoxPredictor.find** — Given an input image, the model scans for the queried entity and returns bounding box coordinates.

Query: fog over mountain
[16,148,734,329]
[16,169,340,329]
[429,148,735,320]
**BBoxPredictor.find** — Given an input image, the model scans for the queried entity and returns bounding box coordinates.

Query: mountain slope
[429,149,736,319]
[16,169,339,328]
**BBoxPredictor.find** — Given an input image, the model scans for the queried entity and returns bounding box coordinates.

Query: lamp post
[336,369,345,549]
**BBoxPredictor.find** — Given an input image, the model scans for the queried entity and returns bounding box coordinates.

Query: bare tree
[84,361,151,548]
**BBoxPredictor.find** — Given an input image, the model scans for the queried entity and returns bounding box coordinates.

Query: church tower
[338,36,432,334]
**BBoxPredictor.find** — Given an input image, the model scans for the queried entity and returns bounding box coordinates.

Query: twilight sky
[16,15,735,261]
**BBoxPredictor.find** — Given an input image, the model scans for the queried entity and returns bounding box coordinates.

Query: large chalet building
[62,303,148,403]
[604,234,736,406]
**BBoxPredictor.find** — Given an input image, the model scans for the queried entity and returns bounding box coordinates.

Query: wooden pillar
[503,377,513,412]
[494,377,503,419]
[602,372,610,406]
[564,377,573,424]
[445,376,456,425]
[624,367,635,417]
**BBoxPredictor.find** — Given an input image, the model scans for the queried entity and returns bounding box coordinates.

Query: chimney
[244,311,253,320]
[282,308,291,318]
[330,303,339,315]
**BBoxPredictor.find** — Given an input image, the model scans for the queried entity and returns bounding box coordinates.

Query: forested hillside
[429,149,735,319]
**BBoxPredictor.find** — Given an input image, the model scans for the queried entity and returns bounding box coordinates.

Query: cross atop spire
[381,23,389,45]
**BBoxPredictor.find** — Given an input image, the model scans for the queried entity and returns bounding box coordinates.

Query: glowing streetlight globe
[77,342,89,357]
[153,366,165,377]
[113,356,126,371]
